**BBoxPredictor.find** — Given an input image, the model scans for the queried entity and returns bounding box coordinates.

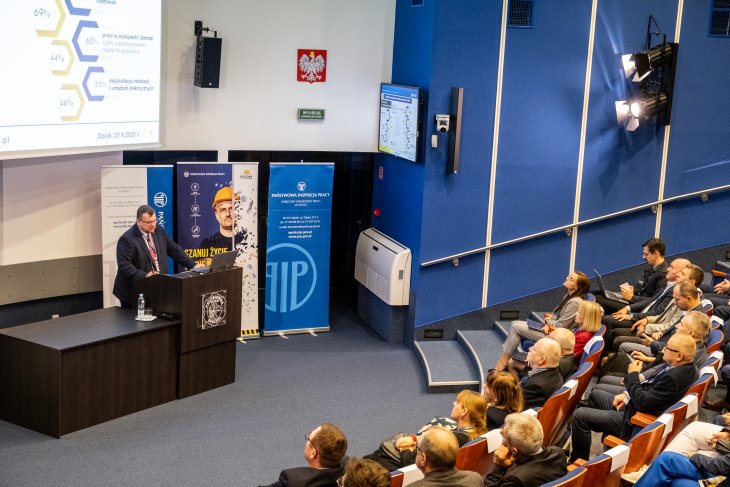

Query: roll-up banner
[176,162,260,336]
[264,163,334,335]
[101,165,174,308]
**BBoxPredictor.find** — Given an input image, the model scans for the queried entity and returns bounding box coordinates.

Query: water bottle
[137,293,145,319]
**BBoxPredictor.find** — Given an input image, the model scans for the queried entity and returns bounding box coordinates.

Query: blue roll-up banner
[264,163,334,335]
[101,165,173,308]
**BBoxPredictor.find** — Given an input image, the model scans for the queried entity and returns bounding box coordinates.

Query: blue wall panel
[580,1,677,219]
[487,233,572,306]
[574,211,658,275]
[415,254,486,327]
[660,192,730,255]
[491,0,592,243]
[664,1,730,196]
[419,1,500,262]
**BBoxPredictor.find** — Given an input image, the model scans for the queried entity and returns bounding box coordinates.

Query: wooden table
[0,307,179,437]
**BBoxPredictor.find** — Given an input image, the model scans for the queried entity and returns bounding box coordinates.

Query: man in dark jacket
[569,334,699,462]
[113,205,199,307]
[259,423,348,487]
[485,413,567,487]
[521,338,565,410]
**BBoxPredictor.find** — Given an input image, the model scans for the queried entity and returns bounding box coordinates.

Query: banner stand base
[262,326,330,337]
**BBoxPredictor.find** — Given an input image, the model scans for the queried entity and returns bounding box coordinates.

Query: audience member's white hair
[503,413,544,455]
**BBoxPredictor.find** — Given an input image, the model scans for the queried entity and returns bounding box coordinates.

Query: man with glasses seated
[113,205,201,308]
[569,334,698,462]
[259,423,348,487]
[485,413,567,487]
[409,427,483,487]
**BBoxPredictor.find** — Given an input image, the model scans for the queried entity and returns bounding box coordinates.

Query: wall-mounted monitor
[378,83,423,163]
[0,0,162,159]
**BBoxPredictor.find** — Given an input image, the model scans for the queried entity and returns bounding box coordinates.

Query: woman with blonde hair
[484,371,524,427]
[574,300,602,357]
[363,390,487,471]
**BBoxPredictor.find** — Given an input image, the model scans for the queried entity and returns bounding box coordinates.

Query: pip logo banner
[297,49,327,83]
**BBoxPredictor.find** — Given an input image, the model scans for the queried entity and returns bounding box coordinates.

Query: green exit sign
[298,108,325,120]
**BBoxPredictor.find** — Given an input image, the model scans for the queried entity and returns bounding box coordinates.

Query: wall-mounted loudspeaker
[194,37,222,88]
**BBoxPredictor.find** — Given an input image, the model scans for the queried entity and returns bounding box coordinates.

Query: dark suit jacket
[411,468,484,487]
[634,261,669,298]
[484,445,567,487]
[521,368,564,410]
[621,362,698,439]
[258,461,346,487]
[628,284,674,318]
[113,224,196,307]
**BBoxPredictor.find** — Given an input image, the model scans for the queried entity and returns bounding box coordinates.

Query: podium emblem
[201,290,227,329]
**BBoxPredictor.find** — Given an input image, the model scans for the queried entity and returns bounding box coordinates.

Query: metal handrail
[420,183,730,268]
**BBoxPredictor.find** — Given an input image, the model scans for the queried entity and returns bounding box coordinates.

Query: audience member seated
[339,458,390,487]
[520,338,565,410]
[409,427,483,487]
[509,301,603,379]
[632,419,730,487]
[603,258,691,350]
[363,390,486,471]
[259,423,348,487]
[569,334,699,462]
[508,327,574,379]
[595,237,669,314]
[613,280,703,357]
[484,413,567,487]
[483,371,524,430]
[493,271,590,372]
[593,311,710,395]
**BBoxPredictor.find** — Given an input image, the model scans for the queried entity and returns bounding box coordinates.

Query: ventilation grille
[711,0,730,37]
[508,0,533,28]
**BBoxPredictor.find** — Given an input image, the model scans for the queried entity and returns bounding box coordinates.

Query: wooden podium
[135,267,242,398]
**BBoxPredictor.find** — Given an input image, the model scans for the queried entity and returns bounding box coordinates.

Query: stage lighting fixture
[615,92,668,132]
[615,15,677,132]
[623,43,675,82]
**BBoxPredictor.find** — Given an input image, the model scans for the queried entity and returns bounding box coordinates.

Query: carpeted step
[413,340,480,393]
[456,329,505,387]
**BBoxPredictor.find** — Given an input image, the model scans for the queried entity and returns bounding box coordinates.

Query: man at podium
[113,205,200,308]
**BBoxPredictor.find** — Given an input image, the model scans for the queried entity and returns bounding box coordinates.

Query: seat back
[454,429,502,476]
[579,336,604,368]
[541,466,586,487]
[586,292,596,302]
[536,385,573,446]
[700,298,714,317]
[660,401,689,449]
[390,464,423,487]
[706,328,724,354]
[579,444,629,487]
[551,362,595,445]
[624,420,667,473]
[686,371,714,404]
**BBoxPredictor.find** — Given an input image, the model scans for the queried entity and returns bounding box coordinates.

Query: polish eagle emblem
[298,50,327,83]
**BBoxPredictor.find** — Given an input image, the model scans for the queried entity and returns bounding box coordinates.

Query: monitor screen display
[378,83,422,162]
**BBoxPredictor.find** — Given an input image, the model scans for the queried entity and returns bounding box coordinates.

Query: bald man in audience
[521,338,565,410]
[507,328,576,379]
[409,427,483,487]
[485,413,567,487]
[570,334,699,462]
